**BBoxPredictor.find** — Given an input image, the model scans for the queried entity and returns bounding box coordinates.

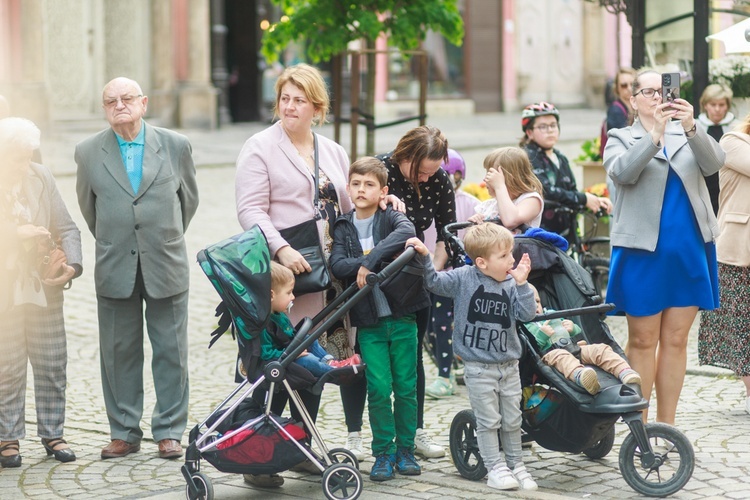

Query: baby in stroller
[407,223,539,491]
[262,261,361,377]
[526,283,641,395]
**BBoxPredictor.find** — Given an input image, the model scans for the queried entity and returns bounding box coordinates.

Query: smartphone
[661,73,680,104]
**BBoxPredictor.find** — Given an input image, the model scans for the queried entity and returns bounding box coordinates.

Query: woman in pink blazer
[698,118,750,416]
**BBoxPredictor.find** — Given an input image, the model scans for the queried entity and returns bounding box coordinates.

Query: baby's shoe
[487,464,519,490]
[573,367,600,395]
[619,368,641,386]
[511,464,538,490]
[329,354,362,369]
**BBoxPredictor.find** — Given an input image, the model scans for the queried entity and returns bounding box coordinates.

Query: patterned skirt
[698,262,750,376]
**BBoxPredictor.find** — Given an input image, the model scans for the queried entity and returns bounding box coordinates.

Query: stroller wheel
[582,425,615,459]
[449,409,487,480]
[322,463,362,500]
[185,471,213,500]
[619,422,695,497]
[328,447,360,469]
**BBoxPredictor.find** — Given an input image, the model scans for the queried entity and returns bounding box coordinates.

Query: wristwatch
[684,123,697,137]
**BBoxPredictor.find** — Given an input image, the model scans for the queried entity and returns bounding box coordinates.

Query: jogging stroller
[443,222,695,498]
[181,225,418,500]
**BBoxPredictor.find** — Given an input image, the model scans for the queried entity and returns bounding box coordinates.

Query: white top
[474,191,544,229]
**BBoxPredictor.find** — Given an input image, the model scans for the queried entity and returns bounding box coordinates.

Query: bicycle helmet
[521,101,560,132]
[440,148,466,177]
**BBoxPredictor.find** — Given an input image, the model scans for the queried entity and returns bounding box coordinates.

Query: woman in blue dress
[602,70,724,425]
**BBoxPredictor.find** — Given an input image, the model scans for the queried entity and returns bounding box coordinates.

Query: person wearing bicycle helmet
[521,102,611,242]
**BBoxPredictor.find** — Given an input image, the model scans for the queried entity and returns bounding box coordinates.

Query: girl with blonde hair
[469,147,544,231]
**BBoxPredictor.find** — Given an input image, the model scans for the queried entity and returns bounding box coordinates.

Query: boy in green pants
[330,157,430,481]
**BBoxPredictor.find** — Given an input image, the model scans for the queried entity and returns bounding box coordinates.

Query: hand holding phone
[661,73,680,106]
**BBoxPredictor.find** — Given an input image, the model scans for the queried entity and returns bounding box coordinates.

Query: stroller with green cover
[181,225,417,500]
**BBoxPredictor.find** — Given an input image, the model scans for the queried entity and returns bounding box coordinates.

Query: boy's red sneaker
[329,354,362,369]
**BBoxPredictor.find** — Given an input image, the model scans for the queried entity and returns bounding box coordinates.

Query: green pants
[358,314,418,455]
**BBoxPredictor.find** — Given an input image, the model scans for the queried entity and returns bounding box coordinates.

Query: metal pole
[631,0,646,68]
[350,51,360,163]
[693,0,710,114]
[210,0,231,125]
[333,53,342,144]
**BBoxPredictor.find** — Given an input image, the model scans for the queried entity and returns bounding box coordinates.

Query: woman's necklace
[286,127,314,161]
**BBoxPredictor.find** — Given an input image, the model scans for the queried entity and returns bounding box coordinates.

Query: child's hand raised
[406,237,429,256]
[467,213,485,224]
[508,252,531,285]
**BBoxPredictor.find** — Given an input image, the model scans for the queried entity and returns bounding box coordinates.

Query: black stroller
[443,222,695,498]
[181,225,417,500]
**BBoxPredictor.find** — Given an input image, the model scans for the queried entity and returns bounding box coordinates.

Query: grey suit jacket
[603,120,724,252]
[75,121,199,299]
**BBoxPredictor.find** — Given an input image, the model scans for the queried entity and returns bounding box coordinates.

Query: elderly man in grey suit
[75,77,199,460]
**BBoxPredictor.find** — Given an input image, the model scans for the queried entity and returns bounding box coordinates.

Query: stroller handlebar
[531,303,616,322]
[372,245,417,284]
[278,317,314,364]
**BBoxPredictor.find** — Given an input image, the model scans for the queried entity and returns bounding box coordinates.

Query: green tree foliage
[261,0,464,63]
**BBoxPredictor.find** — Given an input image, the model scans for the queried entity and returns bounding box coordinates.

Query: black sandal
[0,440,22,468]
[42,437,76,463]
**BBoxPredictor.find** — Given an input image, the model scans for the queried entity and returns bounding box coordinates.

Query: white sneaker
[487,464,519,490]
[512,464,538,490]
[345,431,366,461]
[414,428,445,458]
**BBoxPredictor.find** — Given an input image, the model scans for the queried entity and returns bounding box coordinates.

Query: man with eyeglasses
[521,102,611,242]
[74,77,199,461]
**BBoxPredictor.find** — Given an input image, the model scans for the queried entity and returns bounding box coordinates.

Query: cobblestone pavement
[2,115,749,499]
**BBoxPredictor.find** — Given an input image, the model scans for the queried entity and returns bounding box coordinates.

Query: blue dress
[607,166,719,317]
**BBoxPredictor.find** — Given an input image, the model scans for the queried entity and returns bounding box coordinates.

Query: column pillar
[12,0,49,128]
[149,0,177,126]
[177,0,217,129]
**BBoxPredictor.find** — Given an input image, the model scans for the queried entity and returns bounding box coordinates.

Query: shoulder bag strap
[313,133,321,221]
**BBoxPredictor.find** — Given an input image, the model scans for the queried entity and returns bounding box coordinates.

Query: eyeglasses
[634,88,661,99]
[103,95,143,108]
[533,123,558,132]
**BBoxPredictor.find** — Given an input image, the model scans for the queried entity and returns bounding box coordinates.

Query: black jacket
[330,206,430,327]
[527,142,586,236]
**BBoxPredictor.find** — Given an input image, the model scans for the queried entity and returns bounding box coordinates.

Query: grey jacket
[75,122,199,299]
[1,162,82,312]
[603,120,724,251]
[420,256,536,365]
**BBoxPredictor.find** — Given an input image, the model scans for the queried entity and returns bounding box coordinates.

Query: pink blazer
[235,121,352,321]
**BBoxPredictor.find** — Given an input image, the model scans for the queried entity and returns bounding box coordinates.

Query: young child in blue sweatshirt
[407,223,538,491]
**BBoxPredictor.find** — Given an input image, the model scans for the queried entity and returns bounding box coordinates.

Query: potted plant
[709,55,750,117]
[575,137,607,191]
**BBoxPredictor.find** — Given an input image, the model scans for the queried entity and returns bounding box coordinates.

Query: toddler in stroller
[263,261,361,377]
[181,225,419,500]
[442,222,696,497]
[526,283,641,395]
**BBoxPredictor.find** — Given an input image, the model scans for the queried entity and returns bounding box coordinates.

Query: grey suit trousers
[97,266,189,443]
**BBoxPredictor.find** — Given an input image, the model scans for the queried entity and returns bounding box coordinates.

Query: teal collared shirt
[115,124,145,194]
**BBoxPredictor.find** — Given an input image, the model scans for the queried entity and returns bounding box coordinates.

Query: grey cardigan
[603,120,724,251]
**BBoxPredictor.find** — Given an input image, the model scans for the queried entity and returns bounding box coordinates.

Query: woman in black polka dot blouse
[340,126,456,460]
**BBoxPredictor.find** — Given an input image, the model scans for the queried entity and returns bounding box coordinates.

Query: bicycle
[544,201,611,298]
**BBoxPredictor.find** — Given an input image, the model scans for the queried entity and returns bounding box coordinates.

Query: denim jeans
[463,360,523,470]
[358,315,418,455]
[294,339,333,377]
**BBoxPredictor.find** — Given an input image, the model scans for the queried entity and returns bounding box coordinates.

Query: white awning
[706,17,750,54]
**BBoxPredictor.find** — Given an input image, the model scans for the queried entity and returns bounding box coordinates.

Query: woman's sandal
[42,437,76,463]
[0,440,22,468]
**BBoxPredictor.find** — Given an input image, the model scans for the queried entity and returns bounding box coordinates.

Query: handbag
[38,236,68,282]
[278,133,332,295]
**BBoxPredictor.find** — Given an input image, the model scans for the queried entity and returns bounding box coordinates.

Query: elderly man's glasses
[533,123,558,132]
[635,88,661,99]
[103,95,142,108]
